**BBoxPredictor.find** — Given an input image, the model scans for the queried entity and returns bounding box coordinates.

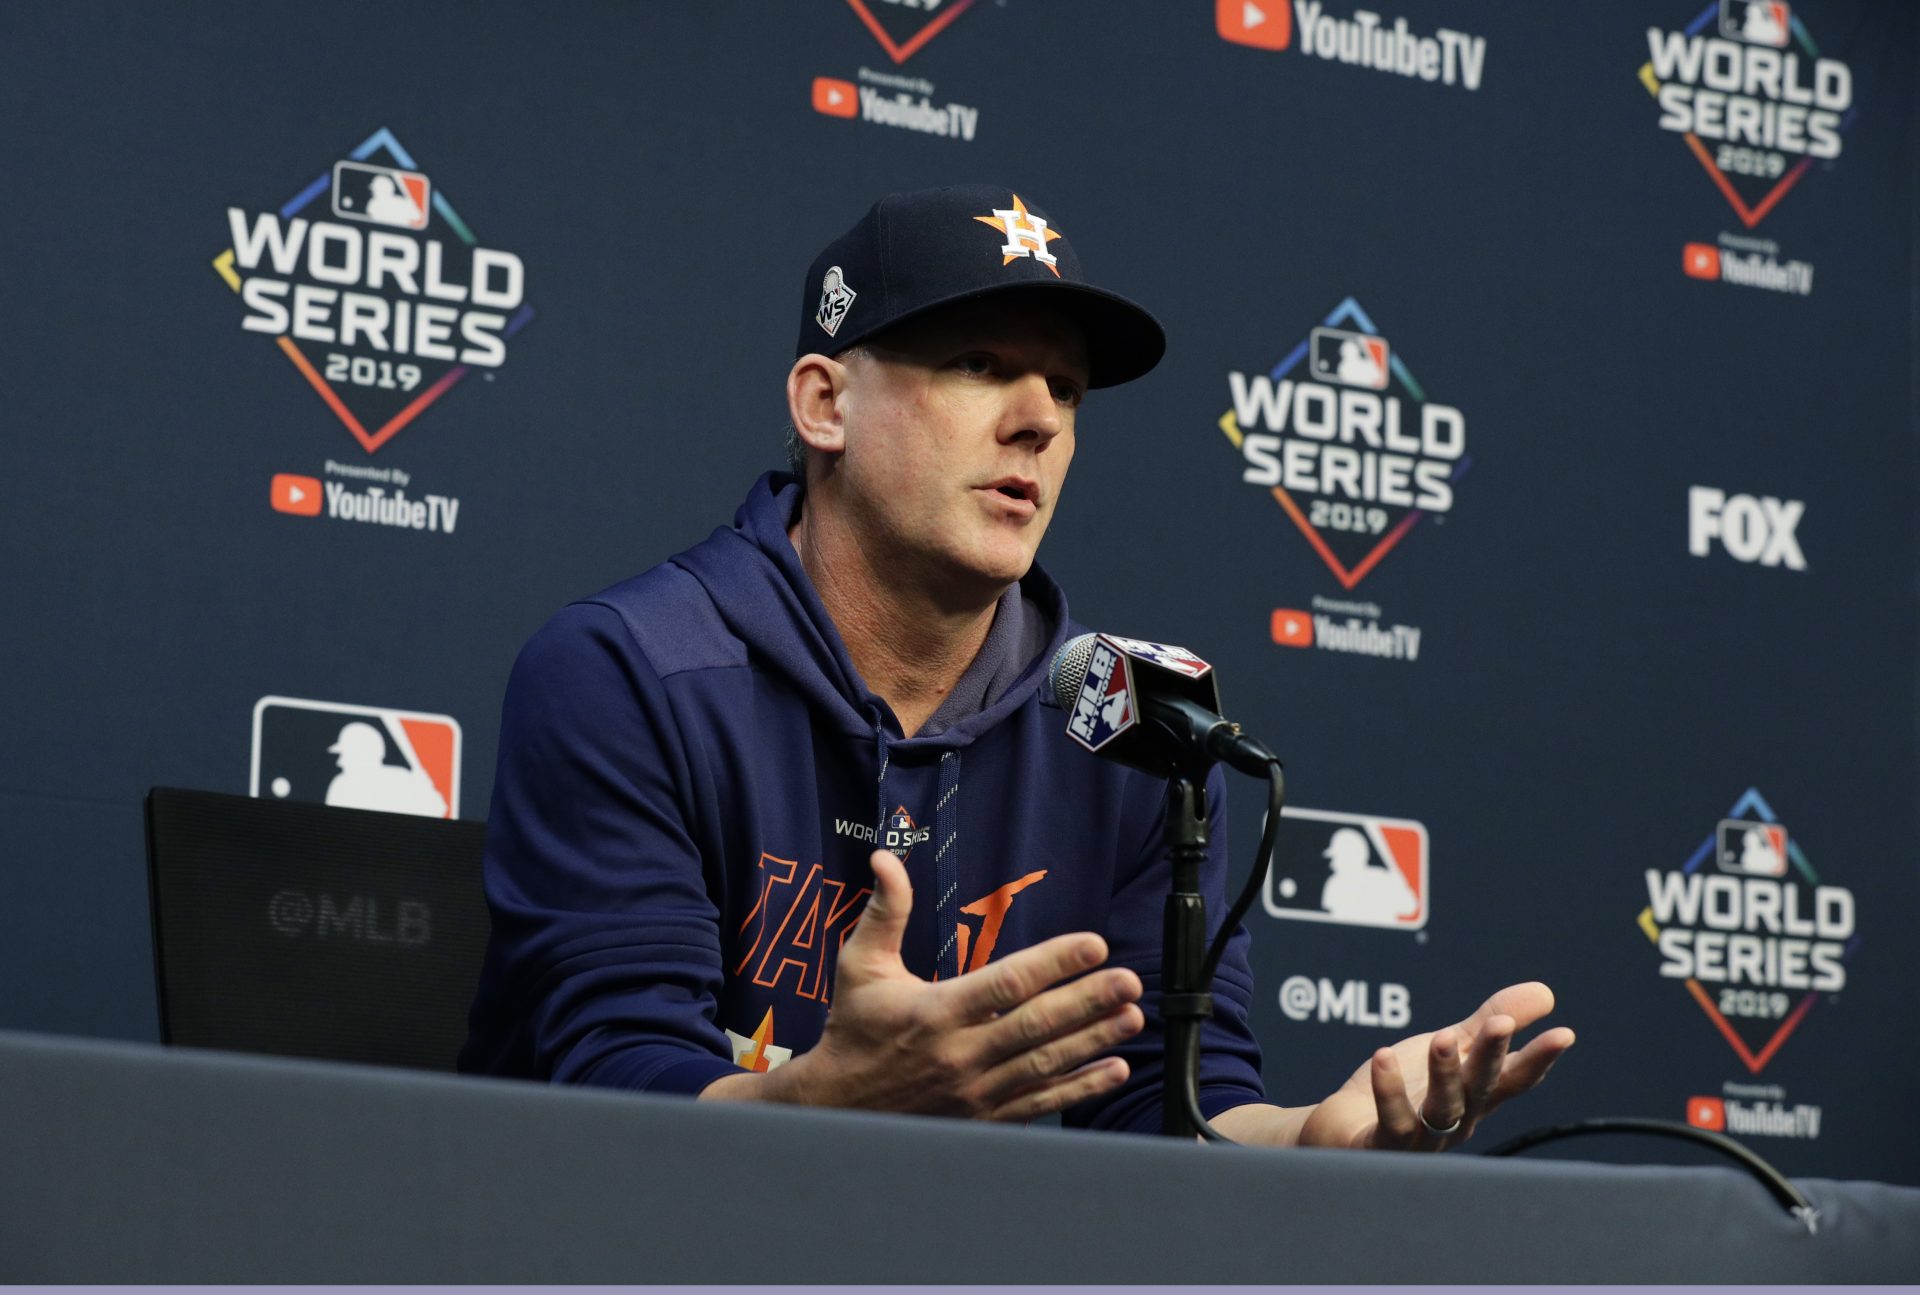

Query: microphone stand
[1048,657,1282,1140]
[1159,770,1215,1140]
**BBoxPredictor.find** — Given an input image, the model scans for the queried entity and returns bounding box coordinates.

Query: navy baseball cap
[797,184,1166,388]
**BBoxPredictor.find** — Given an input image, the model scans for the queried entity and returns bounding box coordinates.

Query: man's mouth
[982,477,1040,506]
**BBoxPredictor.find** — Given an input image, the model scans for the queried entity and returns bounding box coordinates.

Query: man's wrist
[1210,1100,1315,1146]
[696,1069,761,1102]
[697,1049,821,1106]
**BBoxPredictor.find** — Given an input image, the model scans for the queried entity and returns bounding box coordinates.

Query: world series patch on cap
[797,184,1166,388]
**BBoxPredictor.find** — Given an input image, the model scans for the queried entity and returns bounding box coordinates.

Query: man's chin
[935,547,1035,603]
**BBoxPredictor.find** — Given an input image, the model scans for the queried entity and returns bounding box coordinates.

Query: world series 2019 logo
[214,127,534,455]
[883,805,930,861]
[1221,299,1470,590]
[1638,787,1859,1073]
[1641,1,1856,229]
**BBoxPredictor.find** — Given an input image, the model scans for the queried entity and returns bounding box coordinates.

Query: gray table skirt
[0,1031,1913,1283]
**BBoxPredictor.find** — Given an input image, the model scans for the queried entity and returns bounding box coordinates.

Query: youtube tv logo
[1217,0,1290,49]
[271,473,322,517]
[1687,1095,1727,1132]
[1684,243,1722,281]
[812,77,858,119]
[1271,609,1315,648]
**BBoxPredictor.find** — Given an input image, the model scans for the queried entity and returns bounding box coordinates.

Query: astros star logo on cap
[973,194,1063,277]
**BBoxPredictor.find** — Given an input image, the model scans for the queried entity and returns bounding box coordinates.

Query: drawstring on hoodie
[933,750,961,982]
[872,722,889,865]
[873,720,962,983]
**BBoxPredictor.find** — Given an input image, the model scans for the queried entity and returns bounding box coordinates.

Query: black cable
[1485,1117,1817,1225]
[1201,759,1284,987]
[1180,1027,1229,1143]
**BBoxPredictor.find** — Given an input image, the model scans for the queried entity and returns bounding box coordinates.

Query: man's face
[830,298,1089,600]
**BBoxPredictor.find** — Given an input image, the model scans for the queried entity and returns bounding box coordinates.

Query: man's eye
[955,354,994,375]
[1051,379,1084,407]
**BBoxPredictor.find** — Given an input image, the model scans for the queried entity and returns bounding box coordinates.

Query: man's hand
[702,849,1144,1120]
[1295,982,1574,1150]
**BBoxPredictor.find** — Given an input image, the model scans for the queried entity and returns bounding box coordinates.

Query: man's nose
[1001,371,1064,444]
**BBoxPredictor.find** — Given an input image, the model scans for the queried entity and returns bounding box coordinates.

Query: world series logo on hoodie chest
[834,804,931,860]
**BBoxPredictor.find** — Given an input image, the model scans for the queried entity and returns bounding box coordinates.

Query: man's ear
[787,353,850,459]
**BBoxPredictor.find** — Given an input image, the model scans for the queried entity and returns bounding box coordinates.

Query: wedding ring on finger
[1419,1108,1462,1137]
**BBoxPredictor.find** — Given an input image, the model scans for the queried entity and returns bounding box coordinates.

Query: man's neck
[790,502,1002,739]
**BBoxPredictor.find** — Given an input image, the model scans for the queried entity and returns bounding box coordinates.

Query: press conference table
[0,1031,1914,1283]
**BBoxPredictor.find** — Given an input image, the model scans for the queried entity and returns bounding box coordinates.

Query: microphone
[1048,632,1278,778]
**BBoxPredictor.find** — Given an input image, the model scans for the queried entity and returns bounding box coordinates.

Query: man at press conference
[460,184,1574,1146]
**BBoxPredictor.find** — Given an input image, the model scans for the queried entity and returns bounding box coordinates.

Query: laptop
[144,787,490,1071]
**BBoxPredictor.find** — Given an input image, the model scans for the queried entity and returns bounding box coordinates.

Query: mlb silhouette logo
[1687,1095,1727,1131]
[1717,818,1788,876]
[1066,640,1137,752]
[1721,0,1790,46]
[1262,807,1428,931]
[331,160,431,230]
[1310,326,1390,391]
[251,696,460,819]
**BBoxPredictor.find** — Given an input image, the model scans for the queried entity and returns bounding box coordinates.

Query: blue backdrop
[1,0,1913,1184]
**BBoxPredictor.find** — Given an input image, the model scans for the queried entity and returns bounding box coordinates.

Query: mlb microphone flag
[1059,634,1217,757]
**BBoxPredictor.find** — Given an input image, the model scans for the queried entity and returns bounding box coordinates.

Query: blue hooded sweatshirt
[461,472,1266,1133]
